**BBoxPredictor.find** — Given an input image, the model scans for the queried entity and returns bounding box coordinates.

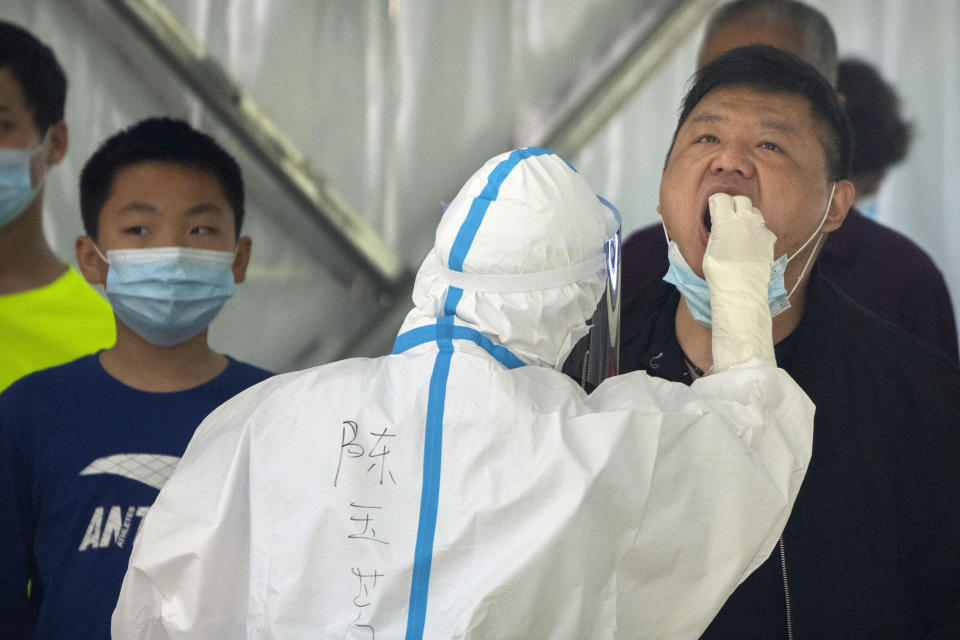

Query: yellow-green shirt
[0,266,116,392]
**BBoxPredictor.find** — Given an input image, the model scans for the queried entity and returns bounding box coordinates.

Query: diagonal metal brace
[541,0,722,160]
[103,0,408,290]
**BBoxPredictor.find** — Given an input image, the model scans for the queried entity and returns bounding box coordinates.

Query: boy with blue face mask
[0,117,273,640]
[0,21,115,391]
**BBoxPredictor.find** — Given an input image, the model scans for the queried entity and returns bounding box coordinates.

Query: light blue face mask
[0,147,39,228]
[663,184,835,327]
[95,246,237,346]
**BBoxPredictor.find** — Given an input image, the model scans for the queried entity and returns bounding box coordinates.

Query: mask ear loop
[27,129,51,192]
[786,182,836,299]
[91,243,111,265]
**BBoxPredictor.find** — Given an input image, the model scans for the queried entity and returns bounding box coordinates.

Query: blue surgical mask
[664,243,791,324]
[663,184,835,327]
[95,246,237,346]
[0,147,38,228]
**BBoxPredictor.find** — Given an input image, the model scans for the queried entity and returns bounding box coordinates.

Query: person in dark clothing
[621,0,958,363]
[620,43,960,638]
[837,58,911,210]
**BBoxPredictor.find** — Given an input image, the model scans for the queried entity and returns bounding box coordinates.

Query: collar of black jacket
[619,266,828,380]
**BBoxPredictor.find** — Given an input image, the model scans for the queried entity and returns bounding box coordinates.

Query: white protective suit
[113,148,813,640]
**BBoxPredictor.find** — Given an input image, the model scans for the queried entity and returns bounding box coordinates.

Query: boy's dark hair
[668,44,852,182]
[80,117,245,238]
[0,21,67,133]
[837,58,911,180]
[704,0,838,85]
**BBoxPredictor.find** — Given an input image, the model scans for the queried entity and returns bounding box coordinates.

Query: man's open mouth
[703,203,712,233]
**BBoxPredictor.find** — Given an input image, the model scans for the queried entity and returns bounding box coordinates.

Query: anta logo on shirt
[79,505,150,551]
[76,453,180,553]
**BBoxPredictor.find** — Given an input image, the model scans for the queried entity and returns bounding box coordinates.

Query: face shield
[561,197,621,392]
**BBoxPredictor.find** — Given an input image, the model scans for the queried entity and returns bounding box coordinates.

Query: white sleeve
[591,361,814,638]
[112,387,264,640]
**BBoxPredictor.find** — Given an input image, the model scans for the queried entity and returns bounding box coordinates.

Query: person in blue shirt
[0,117,273,640]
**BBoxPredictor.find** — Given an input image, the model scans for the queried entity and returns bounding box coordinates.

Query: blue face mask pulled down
[662,185,835,327]
[97,246,236,346]
[664,243,790,325]
[0,147,38,228]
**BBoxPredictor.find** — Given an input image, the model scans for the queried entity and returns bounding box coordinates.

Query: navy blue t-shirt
[0,354,273,640]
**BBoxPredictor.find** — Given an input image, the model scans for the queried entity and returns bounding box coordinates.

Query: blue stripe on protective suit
[596,194,622,224]
[392,325,525,370]
[404,317,452,639]
[403,148,547,639]
[447,147,552,271]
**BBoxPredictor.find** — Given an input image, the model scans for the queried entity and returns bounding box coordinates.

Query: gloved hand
[702,193,777,370]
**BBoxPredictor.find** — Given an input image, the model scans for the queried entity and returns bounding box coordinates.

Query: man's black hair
[0,21,67,134]
[837,58,911,180]
[704,0,838,85]
[668,44,852,182]
[80,117,245,239]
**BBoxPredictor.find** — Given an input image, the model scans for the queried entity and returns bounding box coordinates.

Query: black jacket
[620,271,960,638]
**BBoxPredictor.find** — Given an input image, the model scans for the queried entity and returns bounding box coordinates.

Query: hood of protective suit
[398,147,620,369]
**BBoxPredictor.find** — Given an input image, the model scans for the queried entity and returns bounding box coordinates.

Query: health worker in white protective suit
[113,147,814,640]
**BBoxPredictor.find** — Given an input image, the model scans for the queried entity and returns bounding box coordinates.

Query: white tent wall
[2,1,958,372]
[155,0,679,264]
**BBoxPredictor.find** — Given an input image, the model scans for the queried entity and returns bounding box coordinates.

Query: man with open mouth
[620,43,960,638]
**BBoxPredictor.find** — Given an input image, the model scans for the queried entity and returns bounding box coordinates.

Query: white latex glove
[702,193,777,370]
